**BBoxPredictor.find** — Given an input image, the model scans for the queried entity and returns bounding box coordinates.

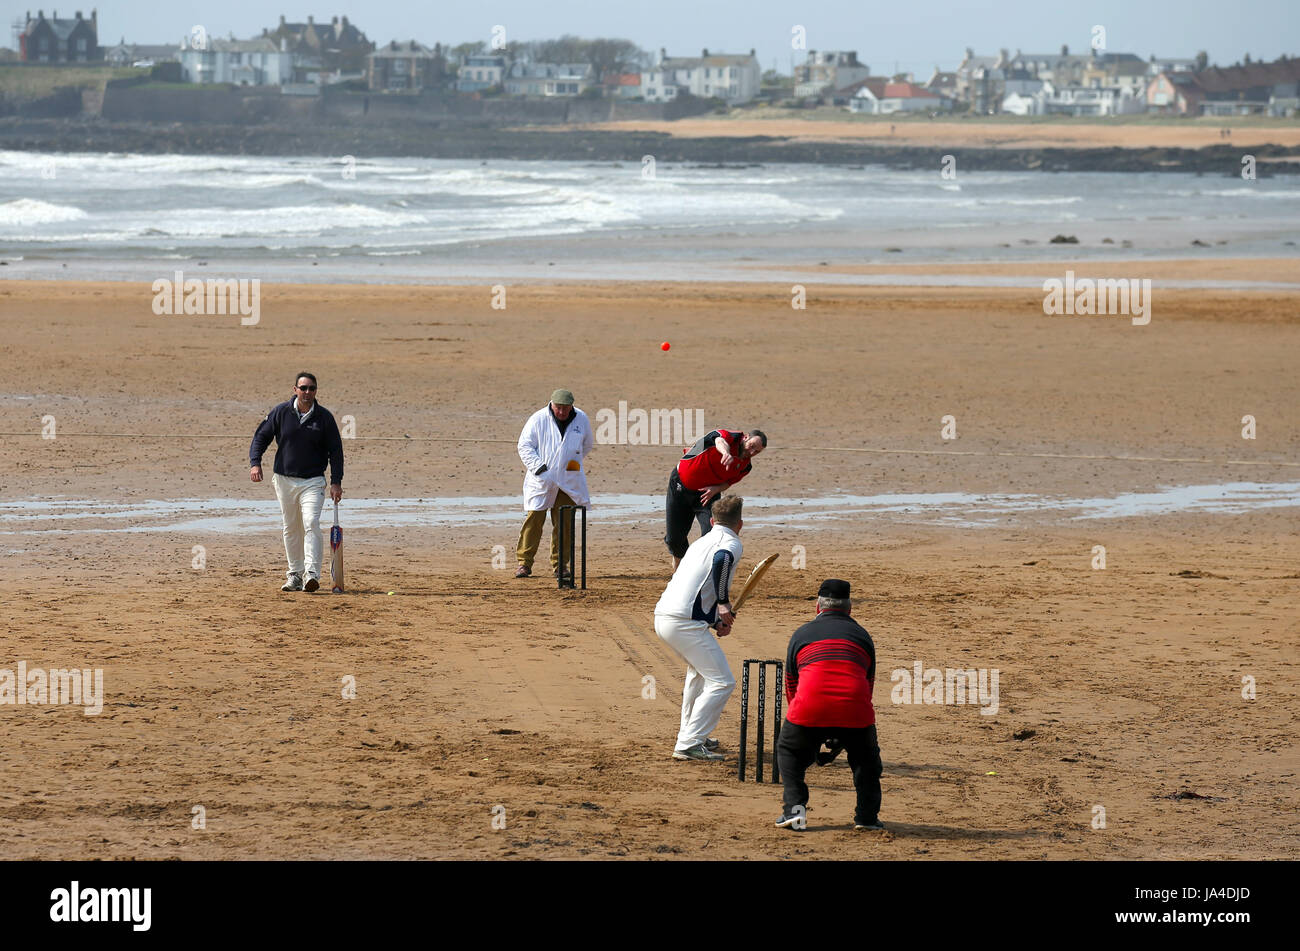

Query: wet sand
[571,116,1300,151]
[0,278,1297,859]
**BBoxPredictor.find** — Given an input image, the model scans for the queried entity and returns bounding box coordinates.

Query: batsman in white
[653,494,744,761]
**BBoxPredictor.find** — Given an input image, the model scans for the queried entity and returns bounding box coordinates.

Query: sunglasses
[297,385,317,391]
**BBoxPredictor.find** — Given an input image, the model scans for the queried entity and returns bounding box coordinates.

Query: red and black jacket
[784,610,876,728]
[676,429,751,491]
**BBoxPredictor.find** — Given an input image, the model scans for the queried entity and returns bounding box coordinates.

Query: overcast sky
[6,0,1298,72]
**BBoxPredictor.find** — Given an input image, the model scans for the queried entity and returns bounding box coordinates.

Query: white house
[178,36,292,85]
[1001,77,1047,115]
[456,54,507,92]
[505,62,594,97]
[642,48,760,104]
[852,80,948,114]
[1042,83,1144,116]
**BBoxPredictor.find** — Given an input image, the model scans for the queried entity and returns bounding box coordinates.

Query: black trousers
[663,468,714,558]
[776,720,882,825]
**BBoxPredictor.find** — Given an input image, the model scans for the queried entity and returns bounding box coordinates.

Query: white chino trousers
[272,473,326,580]
[654,615,736,751]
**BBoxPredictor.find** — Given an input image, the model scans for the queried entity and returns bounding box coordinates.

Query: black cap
[818,579,850,599]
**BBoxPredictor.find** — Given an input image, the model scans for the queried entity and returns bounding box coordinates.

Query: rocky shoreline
[3,117,1298,174]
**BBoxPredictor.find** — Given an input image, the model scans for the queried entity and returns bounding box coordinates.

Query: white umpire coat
[517,405,594,512]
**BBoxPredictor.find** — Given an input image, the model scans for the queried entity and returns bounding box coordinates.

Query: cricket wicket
[738,659,783,783]
[557,505,587,589]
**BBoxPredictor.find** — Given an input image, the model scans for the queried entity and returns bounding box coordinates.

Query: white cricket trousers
[272,473,326,580]
[653,615,736,752]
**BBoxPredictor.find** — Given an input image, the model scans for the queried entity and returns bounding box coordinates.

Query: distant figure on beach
[249,371,344,592]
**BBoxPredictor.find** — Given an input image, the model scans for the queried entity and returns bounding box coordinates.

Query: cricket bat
[731,553,778,612]
[329,501,344,593]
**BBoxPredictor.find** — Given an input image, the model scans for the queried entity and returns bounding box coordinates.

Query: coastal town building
[456,53,506,92]
[368,40,447,92]
[104,40,177,67]
[1145,56,1300,116]
[794,50,871,98]
[602,71,642,98]
[850,80,949,114]
[643,48,760,103]
[505,61,595,97]
[178,36,293,86]
[19,8,99,62]
[264,14,373,81]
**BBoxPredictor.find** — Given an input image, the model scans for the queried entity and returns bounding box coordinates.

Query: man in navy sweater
[249,372,344,592]
[774,579,884,831]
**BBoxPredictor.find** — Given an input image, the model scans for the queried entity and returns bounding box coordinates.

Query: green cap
[550,388,574,405]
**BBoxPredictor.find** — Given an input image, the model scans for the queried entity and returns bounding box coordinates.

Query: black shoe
[303,577,320,593]
[854,819,885,831]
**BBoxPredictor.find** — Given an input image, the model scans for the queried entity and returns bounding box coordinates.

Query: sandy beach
[569,116,1300,151]
[1,275,1297,860]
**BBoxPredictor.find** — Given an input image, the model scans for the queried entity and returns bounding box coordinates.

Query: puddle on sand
[0,483,1296,536]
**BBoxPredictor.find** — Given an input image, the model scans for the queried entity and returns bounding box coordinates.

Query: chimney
[307,15,313,24]
[702,48,708,57]
[279,15,286,25]
[1061,44,1069,56]
[333,16,338,25]
[749,48,755,58]
[75,10,81,19]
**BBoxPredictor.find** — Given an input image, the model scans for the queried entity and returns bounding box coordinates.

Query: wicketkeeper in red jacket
[774,579,884,832]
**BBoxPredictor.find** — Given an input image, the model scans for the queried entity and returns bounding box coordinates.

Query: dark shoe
[303,577,320,593]
[672,743,725,761]
[703,737,723,752]
[281,575,303,592]
[514,565,531,578]
[775,810,807,830]
[854,819,885,831]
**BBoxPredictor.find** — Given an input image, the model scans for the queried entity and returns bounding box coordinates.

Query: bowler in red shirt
[665,428,766,569]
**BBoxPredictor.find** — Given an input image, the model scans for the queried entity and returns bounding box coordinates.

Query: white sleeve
[518,413,543,472]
